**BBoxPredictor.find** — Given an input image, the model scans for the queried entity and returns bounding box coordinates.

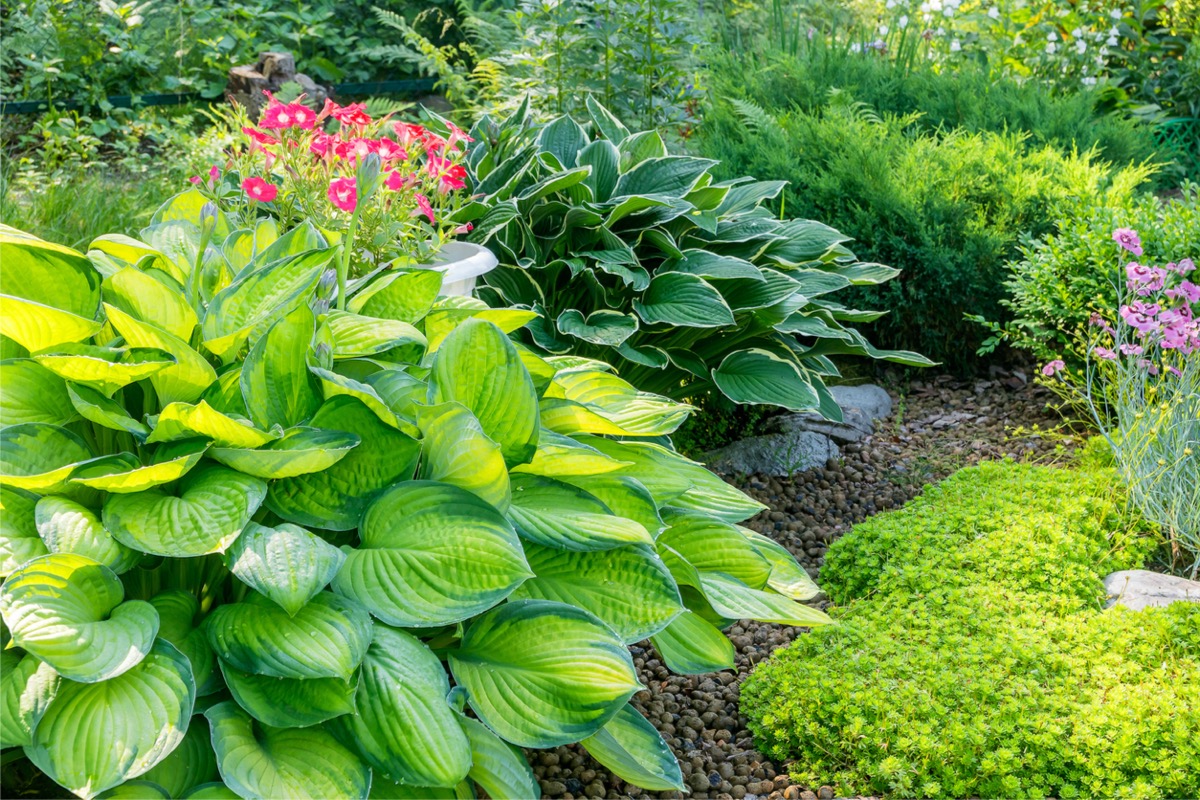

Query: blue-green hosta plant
[459,98,932,419]
[0,201,830,798]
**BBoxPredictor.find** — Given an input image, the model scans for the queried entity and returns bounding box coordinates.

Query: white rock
[1103,569,1200,611]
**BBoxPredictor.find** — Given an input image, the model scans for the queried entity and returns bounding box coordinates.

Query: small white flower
[1057,7,1068,16]
[919,2,930,11]
[988,6,1000,18]
[1047,31,1058,41]
[1082,76,1097,86]
[930,0,942,11]
[1076,39,1087,54]
[943,5,954,16]
[1110,25,1119,35]
[886,0,896,7]
[879,23,889,34]
[1106,35,1118,46]
[850,42,863,53]
[1046,41,1057,53]
[899,14,910,28]
[1110,8,1122,19]
[950,38,962,51]
[937,26,947,35]
[1071,27,1083,37]
[1014,33,1023,44]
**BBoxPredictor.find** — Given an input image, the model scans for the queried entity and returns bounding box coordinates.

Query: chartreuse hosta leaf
[698,573,833,627]
[148,400,276,448]
[139,715,219,797]
[740,526,822,601]
[151,590,218,697]
[0,553,159,682]
[103,464,266,556]
[422,298,539,352]
[205,592,372,680]
[582,704,685,792]
[331,626,472,787]
[334,481,530,627]
[324,310,426,358]
[104,303,217,405]
[35,495,141,573]
[658,509,772,589]
[430,318,539,466]
[539,398,633,436]
[1,225,101,319]
[25,639,195,800]
[0,649,60,748]
[1,486,48,576]
[225,521,345,615]
[206,700,371,800]
[0,294,102,353]
[267,396,419,531]
[649,609,736,675]
[309,367,416,433]
[507,474,652,551]
[209,426,359,479]
[369,781,473,800]
[33,345,177,397]
[219,661,356,728]
[417,402,511,510]
[0,359,77,426]
[458,714,541,800]
[183,783,242,799]
[449,599,642,748]
[512,543,682,643]
[551,369,690,436]
[104,265,199,341]
[0,423,93,494]
[67,383,151,439]
[510,429,632,478]
[574,436,694,505]
[559,474,664,537]
[348,268,443,324]
[70,442,209,493]
[240,304,322,430]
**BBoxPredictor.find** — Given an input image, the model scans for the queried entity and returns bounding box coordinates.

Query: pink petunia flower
[261,99,316,131]
[328,177,358,213]
[1112,228,1143,256]
[1093,346,1118,361]
[376,137,407,162]
[445,121,474,151]
[241,177,278,203]
[393,122,428,148]
[189,175,202,185]
[427,156,467,193]
[1041,359,1065,376]
[414,194,435,224]
[208,165,221,181]
[310,133,337,158]
[1177,258,1196,275]
[332,102,372,128]
[384,170,408,192]
[242,126,280,146]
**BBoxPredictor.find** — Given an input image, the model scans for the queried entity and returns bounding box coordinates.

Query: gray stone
[1103,569,1200,611]
[226,51,327,118]
[829,384,893,421]
[703,430,838,477]
[770,406,874,445]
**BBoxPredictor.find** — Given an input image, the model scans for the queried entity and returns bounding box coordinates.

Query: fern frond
[728,97,776,132]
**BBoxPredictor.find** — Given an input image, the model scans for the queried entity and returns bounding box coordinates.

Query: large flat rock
[1103,569,1200,611]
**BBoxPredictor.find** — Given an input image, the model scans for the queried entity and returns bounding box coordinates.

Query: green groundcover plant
[0,197,831,797]
[462,98,930,416]
[743,459,1200,799]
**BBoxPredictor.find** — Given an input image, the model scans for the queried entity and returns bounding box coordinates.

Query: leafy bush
[0,200,831,796]
[462,99,930,415]
[742,461,1200,799]
[698,95,1149,369]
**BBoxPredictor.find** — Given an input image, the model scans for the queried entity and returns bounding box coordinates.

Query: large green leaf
[0,359,76,426]
[1,486,48,576]
[35,495,140,573]
[206,700,370,800]
[67,383,150,439]
[25,640,195,800]
[225,521,345,615]
[150,590,218,696]
[103,464,266,556]
[581,704,684,791]
[209,426,359,479]
[266,397,419,531]
[0,422,93,494]
[349,268,443,324]
[556,308,638,347]
[0,226,101,319]
[331,626,472,786]
[612,156,716,198]
[0,553,158,682]
[240,304,322,430]
[512,543,682,643]
[70,443,208,494]
[334,481,530,627]
[510,430,631,478]
[711,348,819,411]
[148,401,276,448]
[698,573,833,626]
[104,303,217,405]
[741,526,822,601]
[448,599,641,748]
[104,266,199,341]
[429,318,539,466]
[658,509,772,589]
[633,272,734,328]
[507,474,652,551]
[219,661,356,728]
[459,715,541,800]
[661,249,764,281]
[0,650,60,749]
[205,592,372,680]
[552,369,690,436]
[0,293,103,352]
[558,474,664,537]
[417,402,511,510]
[648,609,736,674]
[139,715,219,797]
[325,310,426,359]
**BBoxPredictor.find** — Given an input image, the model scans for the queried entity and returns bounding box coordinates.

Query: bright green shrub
[464,99,930,415]
[742,461,1198,799]
[0,203,831,798]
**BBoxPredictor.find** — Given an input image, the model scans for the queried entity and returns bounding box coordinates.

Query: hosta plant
[0,202,830,799]
[460,98,931,418]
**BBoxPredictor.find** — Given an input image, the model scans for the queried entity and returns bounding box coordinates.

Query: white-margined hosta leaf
[0,294,102,352]
[0,359,77,426]
[507,474,652,551]
[0,650,60,748]
[459,714,541,800]
[658,509,772,589]
[35,495,140,573]
[0,422,94,495]
[1,486,48,576]
[70,442,208,494]
[740,526,822,601]
[330,625,472,787]
[32,345,177,397]
[448,599,642,748]
[206,700,371,800]
[0,553,158,681]
[512,543,682,643]
[225,521,345,615]
[147,401,277,448]
[698,573,833,627]
[25,639,195,800]
[266,396,419,530]
[204,591,372,680]
[138,714,219,797]
[510,429,632,478]
[429,318,539,466]
[648,609,736,675]
[240,304,322,430]
[103,464,266,556]
[558,474,664,536]
[104,304,217,405]
[581,704,685,791]
[219,660,356,728]
[67,383,151,439]
[333,481,530,627]
[417,402,511,510]
[209,426,359,479]
[150,590,218,696]
[324,310,427,359]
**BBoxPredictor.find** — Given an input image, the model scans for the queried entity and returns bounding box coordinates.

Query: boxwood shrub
[743,460,1200,799]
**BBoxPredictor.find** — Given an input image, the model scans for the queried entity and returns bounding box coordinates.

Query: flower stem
[336,207,362,310]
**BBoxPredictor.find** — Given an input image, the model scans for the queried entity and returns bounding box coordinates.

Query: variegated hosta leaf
[266,396,419,531]
[139,715,219,797]
[219,660,356,728]
[330,626,471,787]
[0,649,60,748]
[70,443,209,494]
[206,700,371,800]
[150,590,218,696]
[33,345,177,397]
[698,572,833,626]
[459,714,541,799]
[551,369,691,436]
[67,382,151,439]
[448,599,642,747]
[429,318,539,466]
[25,639,195,800]
[0,422,94,495]
[240,304,322,430]
[309,366,416,433]
[512,543,682,643]
[581,704,685,792]
[740,526,822,600]
[423,300,539,352]
[538,398,630,436]
[510,429,631,478]
[507,474,652,551]
[0,553,158,682]
[559,474,664,536]
[204,591,372,680]
[0,225,101,321]
[574,436,694,505]
[1,486,48,576]
[225,521,345,615]
[348,268,443,324]
[334,481,530,627]
[209,426,360,479]
[35,495,141,573]
[417,402,511,510]
[0,358,76,426]
[104,303,217,405]
[148,400,277,448]
[0,294,102,352]
[658,509,772,589]
[104,265,199,341]
[649,609,736,675]
[324,310,427,358]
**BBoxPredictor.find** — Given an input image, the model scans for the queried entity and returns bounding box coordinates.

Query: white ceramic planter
[428,242,499,296]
